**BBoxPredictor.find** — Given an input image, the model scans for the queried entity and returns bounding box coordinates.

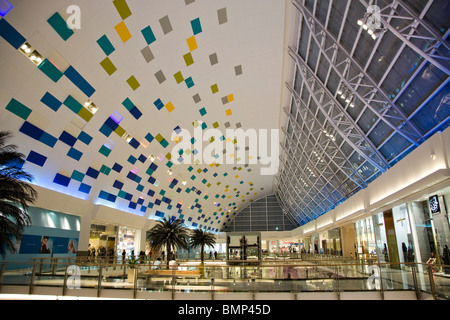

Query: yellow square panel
[225,109,232,116]
[186,36,198,51]
[165,102,175,112]
[227,94,234,102]
[115,21,132,43]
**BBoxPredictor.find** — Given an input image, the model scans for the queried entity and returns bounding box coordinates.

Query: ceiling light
[371,29,386,40]
[168,169,173,175]
[182,180,187,185]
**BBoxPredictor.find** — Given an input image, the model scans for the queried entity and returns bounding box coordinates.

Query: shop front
[355,217,377,260]
[89,223,117,259]
[353,186,450,272]
[117,226,137,259]
[88,223,140,261]
[323,228,342,256]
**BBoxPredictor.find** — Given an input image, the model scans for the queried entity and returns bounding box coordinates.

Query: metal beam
[359,0,450,75]
[293,0,424,146]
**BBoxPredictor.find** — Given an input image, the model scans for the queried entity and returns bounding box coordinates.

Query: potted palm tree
[126,254,141,284]
[147,217,189,268]
[190,229,216,264]
[189,229,216,277]
[0,131,37,257]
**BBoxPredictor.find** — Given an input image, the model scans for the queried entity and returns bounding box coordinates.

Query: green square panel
[100,165,111,175]
[99,145,111,157]
[47,12,74,41]
[38,59,63,82]
[6,99,32,120]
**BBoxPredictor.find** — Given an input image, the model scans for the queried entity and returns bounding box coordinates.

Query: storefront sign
[429,195,441,215]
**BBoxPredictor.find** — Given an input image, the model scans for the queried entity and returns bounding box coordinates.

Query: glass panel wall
[392,204,415,263]
[373,212,389,263]
[355,217,377,260]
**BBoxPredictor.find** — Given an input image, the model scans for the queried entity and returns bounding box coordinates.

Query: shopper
[443,245,450,274]
[169,259,178,270]
[153,258,162,270]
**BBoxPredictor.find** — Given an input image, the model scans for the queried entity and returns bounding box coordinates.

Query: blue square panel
[78,131,93,145]
[112,163,123,173]
[26,150,47,167]
[40,132,58,148]
[41,92,62,112]
[86,167,100,179]
[0,18,25,49]
[59,131,77,147]
[53,173,70,187]
[67,147,83,161]
[78,183,91,194]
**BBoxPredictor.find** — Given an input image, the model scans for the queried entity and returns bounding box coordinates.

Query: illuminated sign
[429,195,441,215]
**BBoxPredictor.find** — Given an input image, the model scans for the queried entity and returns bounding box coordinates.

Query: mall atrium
[0,0,449,300]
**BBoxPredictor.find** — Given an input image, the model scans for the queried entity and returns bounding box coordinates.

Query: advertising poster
[18,234,78,255]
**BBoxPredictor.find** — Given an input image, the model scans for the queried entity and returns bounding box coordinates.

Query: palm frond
[0,131,37,257]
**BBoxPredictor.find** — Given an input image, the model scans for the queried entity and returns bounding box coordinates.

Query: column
[76,210,94,257]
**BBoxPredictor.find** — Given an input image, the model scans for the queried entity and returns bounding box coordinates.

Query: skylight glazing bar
[294,0,424,147]
[359,0,450,75]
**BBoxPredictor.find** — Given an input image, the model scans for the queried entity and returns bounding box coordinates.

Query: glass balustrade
[0,258,448,300]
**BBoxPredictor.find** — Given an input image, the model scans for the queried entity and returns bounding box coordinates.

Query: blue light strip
[0,0,13,17]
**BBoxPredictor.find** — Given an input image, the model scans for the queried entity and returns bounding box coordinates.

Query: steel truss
[359,0,450,76]
[276,0,449,226]
[293,0,425,147]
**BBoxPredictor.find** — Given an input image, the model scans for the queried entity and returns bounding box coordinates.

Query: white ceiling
[0,0,292,232]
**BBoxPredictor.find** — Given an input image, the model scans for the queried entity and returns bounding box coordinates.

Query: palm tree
[189,229,216,264]
[147,217,189,266]
[0,131,37,257]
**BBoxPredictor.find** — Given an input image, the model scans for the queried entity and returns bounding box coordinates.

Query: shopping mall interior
[0,0,449,302]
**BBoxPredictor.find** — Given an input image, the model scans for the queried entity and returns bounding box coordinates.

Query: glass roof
[276,0,450,226]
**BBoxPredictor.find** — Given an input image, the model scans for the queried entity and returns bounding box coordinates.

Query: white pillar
[77,209,95,256]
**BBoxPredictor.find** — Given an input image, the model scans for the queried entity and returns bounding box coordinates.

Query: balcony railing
[0,258,448,300]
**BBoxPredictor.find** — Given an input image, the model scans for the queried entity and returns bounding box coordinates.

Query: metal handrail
[0,260,448,300]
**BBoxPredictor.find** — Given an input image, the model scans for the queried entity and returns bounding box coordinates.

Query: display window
[88,223,117,258]
[355,217,377,260]
[408,186,450,269]
[117,226,137,259]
